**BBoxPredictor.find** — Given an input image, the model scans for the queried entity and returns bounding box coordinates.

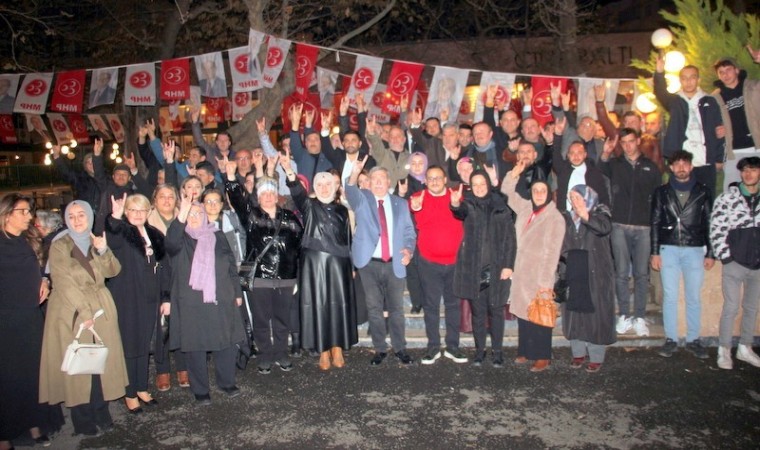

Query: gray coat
[560,205,617,346]
[165,221,245,352]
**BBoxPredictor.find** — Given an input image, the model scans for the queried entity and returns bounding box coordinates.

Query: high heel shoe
[124,397,143,414]
[137,392,158,407]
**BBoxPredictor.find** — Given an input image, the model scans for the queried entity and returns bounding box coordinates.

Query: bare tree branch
[330,0,396,49]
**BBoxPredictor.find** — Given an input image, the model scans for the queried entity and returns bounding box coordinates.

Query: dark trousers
[156,349,186,375]
[251,286,294,364]
[125,354,149,397]
[470,290,505,353]
[70,375,111,435]
[184,346,237,397]
[359,260,406,352]
[405,252,424,309]
[417,255,460,349]
[517,318,552,360]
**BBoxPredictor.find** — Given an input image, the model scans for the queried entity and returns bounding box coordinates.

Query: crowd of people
[1,50,759,448]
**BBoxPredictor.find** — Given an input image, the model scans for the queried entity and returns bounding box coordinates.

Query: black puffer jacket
[226,179,303,279]
[650,180,714,258]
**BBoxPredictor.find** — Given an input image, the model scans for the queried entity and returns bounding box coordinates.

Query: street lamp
[635,93,658,114]
[651,29,673,50]
[664,50,687,73]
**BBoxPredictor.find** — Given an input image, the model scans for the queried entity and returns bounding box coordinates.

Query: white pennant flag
[15,73,54,114]
[228,46,263,92]
[424,66,470,123]
[474,71,516,123]
[0,74,21,114]
[232,92,253,121]
[124,63,156,106]
[261,36,291,88]
[346,55,383,108]
[105,114,125,143]
[47,113,74,144]
[577,78,620,121]
[194,52,228,98]
[316,67,339,109]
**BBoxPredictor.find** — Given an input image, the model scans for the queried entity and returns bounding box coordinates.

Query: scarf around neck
[184,205,218,304]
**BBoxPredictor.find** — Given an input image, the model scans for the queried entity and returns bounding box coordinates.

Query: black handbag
[479,265,491,291]
[238,209,283,291]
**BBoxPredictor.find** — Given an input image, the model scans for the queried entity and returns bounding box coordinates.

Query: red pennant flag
[294,44,319,100]
[281,92,321,134]
[205,98,227,123]
[68,114,91,144]
[50,70,86,113]
[382,61,424,115]
[0,114,17,144]
[160,58,191,101]
[530,76,568,127]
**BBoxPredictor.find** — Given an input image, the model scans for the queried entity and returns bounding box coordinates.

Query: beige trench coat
[502,175,566,321]
[39,236,128,407]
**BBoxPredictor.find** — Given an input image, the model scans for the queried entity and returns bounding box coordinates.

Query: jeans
[719,262,760,347]
[659,245,705,342]
[611,223,651,319]
[417,255,460,349]
[359,260,406,352]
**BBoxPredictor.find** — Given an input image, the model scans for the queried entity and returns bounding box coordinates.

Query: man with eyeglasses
[409,166,466,364]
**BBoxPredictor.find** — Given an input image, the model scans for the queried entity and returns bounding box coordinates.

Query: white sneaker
[717,346,733,370]
[616,315,632,334]
[737,344,760,368]
[633,318,649,337]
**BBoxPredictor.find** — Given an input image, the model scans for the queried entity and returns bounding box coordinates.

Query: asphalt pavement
[14,345,760,449]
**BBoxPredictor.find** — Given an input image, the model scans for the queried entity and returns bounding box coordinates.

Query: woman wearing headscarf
[502,159,566,372]
[451,171,516,367]
[106,193,165,412]
[0,195,63,448]
[561,185,616,372]
[397,152,428,199]
[226,174,303,375]
[164,197,245,405]
[39,200,128,436]
[284,161,357,371]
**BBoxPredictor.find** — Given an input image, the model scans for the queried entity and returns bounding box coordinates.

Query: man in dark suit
[199,59,226,98]
[346,157,417,366]
[0,77,15,113]
[89,70,117,108]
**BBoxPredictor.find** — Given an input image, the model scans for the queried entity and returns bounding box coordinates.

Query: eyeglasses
[188,211,203,218]
[126,209,149,214]
[426,176,445,182]
[13,208,32,215]
[204,199,221,205]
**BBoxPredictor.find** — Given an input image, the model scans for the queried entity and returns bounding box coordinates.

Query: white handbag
[60,310,109,375]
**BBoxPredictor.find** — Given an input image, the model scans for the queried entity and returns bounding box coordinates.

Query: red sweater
[410,190,464,265]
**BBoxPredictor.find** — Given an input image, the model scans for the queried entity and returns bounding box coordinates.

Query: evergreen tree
[632,0,759,91]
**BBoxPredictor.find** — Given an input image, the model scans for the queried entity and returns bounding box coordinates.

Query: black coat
[54,157,101,213]
[552,134,611,211]
[561,206,617,346]
[289,179,358,351]
[165,221,245,352]
[227,180,303,280]
[451,192,516,305]
[105,216,165,358]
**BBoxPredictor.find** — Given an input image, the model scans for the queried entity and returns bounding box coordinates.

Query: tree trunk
[557,0,582,76]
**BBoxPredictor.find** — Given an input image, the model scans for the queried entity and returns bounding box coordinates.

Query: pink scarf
[184,206,217,304]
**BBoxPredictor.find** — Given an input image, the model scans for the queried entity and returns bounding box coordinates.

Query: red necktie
[378,199,391,262]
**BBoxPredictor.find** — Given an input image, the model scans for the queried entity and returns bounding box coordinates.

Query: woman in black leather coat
[284,160,357,371]
[226,175,303,374]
